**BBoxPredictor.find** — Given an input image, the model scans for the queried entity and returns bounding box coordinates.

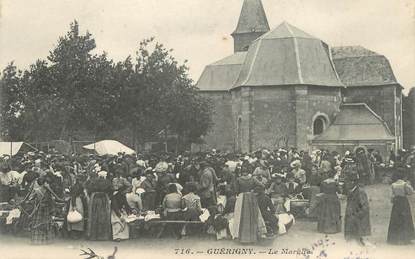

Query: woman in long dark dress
[305,164,321,219]
[87,171,112,241]
[317,170,341,234]
[387,169,415,245]
[30,177,56,245]
[66,181,88,239]
[232,168,267,243]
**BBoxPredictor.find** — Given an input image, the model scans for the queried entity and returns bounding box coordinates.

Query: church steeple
[231,0,270,52]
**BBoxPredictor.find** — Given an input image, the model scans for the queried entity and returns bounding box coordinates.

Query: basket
[290,199,309,208]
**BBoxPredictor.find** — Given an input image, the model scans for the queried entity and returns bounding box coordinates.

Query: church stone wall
[231,87,252,153]
[247,85,341,152]
[250,86,297,151]
[229,85,342,153]
[199,91,235,151]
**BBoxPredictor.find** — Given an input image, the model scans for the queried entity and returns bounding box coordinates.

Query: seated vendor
[268,173,289,213]
[125,186,143,213]
[182,183,202,221]
[284,172,302,213]
[162,184,182,220]
[285,172,301,198]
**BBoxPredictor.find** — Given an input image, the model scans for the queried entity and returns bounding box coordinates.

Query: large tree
[1,21,212,151]
[120,38,212,150]
[0,63,25,140]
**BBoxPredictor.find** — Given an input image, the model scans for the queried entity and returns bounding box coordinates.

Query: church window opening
[313,116,327,135]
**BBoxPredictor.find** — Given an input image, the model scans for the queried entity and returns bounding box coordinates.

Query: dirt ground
[1,184,414,259]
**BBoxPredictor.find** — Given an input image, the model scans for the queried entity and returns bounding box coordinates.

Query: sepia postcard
[0,0,414,259]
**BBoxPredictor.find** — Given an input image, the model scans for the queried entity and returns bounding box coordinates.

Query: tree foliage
[0,21,212,150]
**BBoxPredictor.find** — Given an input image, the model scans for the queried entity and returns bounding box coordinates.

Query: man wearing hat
[253,160,271,185]
[344,173,371,246]
[140,168,157,210]
[198,160,217,208]
[290,160,306,186]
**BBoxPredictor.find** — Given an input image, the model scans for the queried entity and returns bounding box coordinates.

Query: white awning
[0,142,24,156]
[83,140,135,156]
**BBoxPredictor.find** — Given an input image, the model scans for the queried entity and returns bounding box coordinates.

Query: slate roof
[233,22,344,88]
[232,0,270,35]
[196,52,247,91]
[197,22,399,91]
[331,46,398,87]
[313,103,395,142]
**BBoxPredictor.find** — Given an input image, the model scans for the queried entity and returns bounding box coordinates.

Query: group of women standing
[65,170,130,242]
[316,167,414,246]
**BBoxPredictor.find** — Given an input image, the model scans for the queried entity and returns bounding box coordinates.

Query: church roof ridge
[331,45,381,59]
[254,21,319,42]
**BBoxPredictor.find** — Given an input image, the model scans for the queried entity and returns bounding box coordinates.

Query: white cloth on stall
[6,208,20,224]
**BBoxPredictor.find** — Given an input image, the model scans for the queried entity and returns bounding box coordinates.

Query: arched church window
[313,116,326,135]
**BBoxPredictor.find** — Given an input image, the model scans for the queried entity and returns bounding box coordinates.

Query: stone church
[196,0,403,157]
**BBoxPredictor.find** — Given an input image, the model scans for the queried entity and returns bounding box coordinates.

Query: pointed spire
[233,0,270,35]
[232,0,270,52]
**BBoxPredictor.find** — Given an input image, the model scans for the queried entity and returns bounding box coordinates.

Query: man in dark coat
[344,174,371,245]
[198,161,217,208]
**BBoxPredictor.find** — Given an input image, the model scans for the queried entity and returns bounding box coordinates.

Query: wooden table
[129,220,205,238]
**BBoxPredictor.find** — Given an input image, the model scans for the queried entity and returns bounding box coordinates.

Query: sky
[0,0,414,93]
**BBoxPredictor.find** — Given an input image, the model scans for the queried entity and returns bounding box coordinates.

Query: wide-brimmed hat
[290,160,301,168]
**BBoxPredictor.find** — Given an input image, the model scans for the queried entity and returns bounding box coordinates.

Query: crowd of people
[0,145,414,246]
